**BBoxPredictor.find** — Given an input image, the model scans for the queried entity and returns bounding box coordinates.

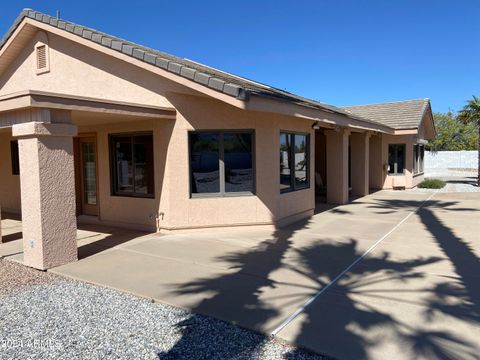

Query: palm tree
[457,95,480,186]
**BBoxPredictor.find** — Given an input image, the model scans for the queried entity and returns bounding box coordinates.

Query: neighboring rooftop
[343,99,431,130]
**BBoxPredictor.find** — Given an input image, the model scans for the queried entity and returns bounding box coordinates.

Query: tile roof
[0,9,391,129]
[1,10,432,132]
[342,99,431,130]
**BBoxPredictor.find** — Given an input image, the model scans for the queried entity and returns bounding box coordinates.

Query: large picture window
[388,144,406,175]
[280,132,310,193]
[110,133,154,198]
[189,131,254,196]
[413,144,425,174]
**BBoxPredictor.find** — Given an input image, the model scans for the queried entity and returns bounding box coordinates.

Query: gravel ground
[0,259,325,360]
[0,259,60,295]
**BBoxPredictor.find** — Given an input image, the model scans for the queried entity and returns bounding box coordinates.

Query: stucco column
[325,128,350,204]
[12,122,78,270]
[369,134,384,189]
[350,132,370,196]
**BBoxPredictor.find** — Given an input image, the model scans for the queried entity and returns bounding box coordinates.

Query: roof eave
[247,93,395,133]
[0,9,398,133]
[0,10,251,103]
[0,16,253,111]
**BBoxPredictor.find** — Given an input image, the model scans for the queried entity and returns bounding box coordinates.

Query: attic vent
[36,45,47,70]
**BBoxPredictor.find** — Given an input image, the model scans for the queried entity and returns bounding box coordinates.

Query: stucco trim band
[12,122,77,138]
[0,91,177,119]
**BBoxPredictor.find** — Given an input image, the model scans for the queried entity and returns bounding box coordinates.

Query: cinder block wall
[425,151,478,172]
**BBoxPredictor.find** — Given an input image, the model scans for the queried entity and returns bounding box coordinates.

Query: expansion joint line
[271,191,438,337]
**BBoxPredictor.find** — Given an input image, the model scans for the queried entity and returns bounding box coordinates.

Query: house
[0,9,435,270]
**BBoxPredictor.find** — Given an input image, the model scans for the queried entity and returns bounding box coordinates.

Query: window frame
[109,132,155,199]
[188,129,256,198]
[280,131,311,194]
[413,144,419,174]
[388,143,406,176]
[10,140,19,176]
[413,144,425,175]
[420,144,425,174]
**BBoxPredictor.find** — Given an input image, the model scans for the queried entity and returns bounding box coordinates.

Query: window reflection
[115,137,133,192]
[189,132,254,196]
[111,133,154,197]
[224,133,253,193]
[280,132,310,192]
[280,133,292,191]
[133,135,154,195]
[82,142,97,205]
[190,133,220,194]
[294,134,308,188]
[388,144,406,175]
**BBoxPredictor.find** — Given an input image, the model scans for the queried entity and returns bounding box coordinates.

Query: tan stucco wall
[412,172,425,187]
[14,122,78,269]
[159,94,315,230]
[0,30,181,108]
[417,111,436,141]
[381,134,424,189]
[76,118,170,231]
[369,134,384,189]
[350,132,369,196]
[0,130,21,212]
[0,28,316,232]
[72,94,314,232]
[1,27,432,232]
[314,131,327,187]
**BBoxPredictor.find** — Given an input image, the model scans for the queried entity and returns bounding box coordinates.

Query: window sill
[111,193,155,199]
[190,192,256,199]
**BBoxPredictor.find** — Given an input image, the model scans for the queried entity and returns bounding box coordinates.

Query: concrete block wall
[425,151,478,173]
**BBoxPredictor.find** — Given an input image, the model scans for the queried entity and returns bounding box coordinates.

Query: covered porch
[0,211,154,262]
[0,90,175,270]
[314,126,373,205]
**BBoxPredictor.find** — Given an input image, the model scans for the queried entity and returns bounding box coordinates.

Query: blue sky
[1,1,478,113]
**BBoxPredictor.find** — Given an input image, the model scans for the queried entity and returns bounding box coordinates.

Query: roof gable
[0,27,176,110]
[342,99,431,130]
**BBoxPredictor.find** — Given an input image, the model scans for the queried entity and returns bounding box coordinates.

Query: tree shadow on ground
[330,197,480,359]
[159,196,479,359]
[285,237,477,359]
[442,177,478,186]
[158,218,318,359]
[368,197,479,319]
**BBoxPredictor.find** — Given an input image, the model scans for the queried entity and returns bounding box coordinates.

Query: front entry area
[74,135,99,217]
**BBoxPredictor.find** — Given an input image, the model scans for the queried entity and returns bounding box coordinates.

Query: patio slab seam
[271,191,438,337]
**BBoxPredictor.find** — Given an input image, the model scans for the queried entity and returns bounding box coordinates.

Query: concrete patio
[1,190,479,359]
